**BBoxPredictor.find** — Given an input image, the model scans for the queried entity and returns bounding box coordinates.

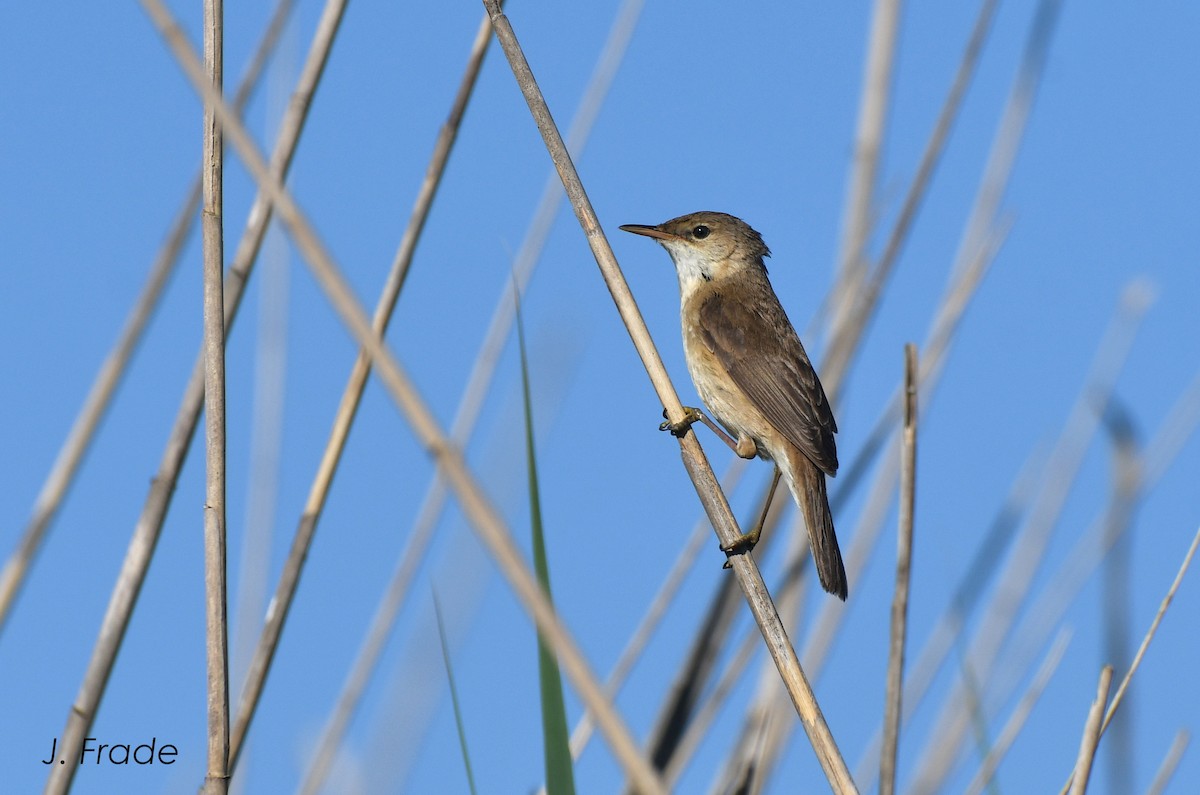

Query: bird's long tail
[780,446,847,600]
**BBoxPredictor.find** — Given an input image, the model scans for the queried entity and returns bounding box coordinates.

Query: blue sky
[2,1,1198,793]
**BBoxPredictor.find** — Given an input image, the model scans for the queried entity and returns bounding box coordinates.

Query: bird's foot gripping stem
[659,406,706,438]
[720,526,762,568]
[719,466,778,568]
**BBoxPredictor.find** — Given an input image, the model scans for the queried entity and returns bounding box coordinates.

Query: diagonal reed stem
[296,1,646,786]
[0,0,296,640]
[826,0,903,398]
[963,628,1072,795]
[822,0,999,402]
[480,2,856,791]
[139,2,668,791]
[43,7,305,795]
[264,8,497,790]
[1059,524,1200,794]
[908,284,1148,795]
[1145,730,1190,795]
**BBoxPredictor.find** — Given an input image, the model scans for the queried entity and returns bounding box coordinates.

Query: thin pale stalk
[44,3,326,791]
[478,2,855,790]
[1103,528,1200,731]
[963,628,1071,795]
[139,4,667,791]
[290,0,644,784]
[880,345,917,795]
[1144,730,1190,795]
[200,1,230,792]
[1068,666,1113,795]
[634,468,789,790]
[827,0,903,390]
[230,0,478,774]
[908,284,1150,795]
[665,622,761,787]
[822,0,999,401]
[0,0,295,638]
[957,0,1062,289]
[953,367,1200,763]
[852,444,1042,784]
[711,511,823,795]
[708,512,814,795]
[1060,525,1200,794]
[452,0,644,446]
[565,459,747,768]
[933,365,1200,795]
[293,3,647,785]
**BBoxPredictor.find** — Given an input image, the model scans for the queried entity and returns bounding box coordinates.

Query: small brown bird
[621,211,847,599]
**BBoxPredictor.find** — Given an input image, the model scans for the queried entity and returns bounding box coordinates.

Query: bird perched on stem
[620,211,847,599]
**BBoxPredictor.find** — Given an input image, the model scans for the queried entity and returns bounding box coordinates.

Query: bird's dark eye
[692,225,710,239]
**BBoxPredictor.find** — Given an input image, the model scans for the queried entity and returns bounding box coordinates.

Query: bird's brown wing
[698,291,839,476]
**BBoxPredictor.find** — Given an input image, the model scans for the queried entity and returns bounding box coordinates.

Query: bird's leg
[659,406,740,454]
[722,466,782,565]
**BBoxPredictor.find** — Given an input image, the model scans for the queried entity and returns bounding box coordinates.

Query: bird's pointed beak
[619,223,676,242]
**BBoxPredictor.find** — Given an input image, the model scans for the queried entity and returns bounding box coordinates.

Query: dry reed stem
[635,464,791,787]
[200,1,231,792]
[140,4,667,791]
[1059,524,1200,794]
[827,0,902,394]
[297,2,646,785]
[665,619,762,787]
[564,459,747,769]
[909,285,1149,795]
[1068,665,1113,795]
[44,3,336,791]
[1145,730,1190,795]
[453,0,643,446]
[963,628,1072,795]
[880,345,917,795]
[802,222,1007,681]
[229,0,478,775]
[0,0,295,639]
[287,3,646,784]
[987,370,1199,690]
[710,513,815,793]
[823,0,1000,400]
[922,365,1200,795]
[480,2,855,791]
[851,444,1041,784]
[954,0,1063,284]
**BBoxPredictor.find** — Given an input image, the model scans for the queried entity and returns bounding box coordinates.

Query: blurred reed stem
[237,2,483,783]
[0,0,296,639]
[44,1,337,790]
[963,629,1072,795]
[141,2,667,790]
